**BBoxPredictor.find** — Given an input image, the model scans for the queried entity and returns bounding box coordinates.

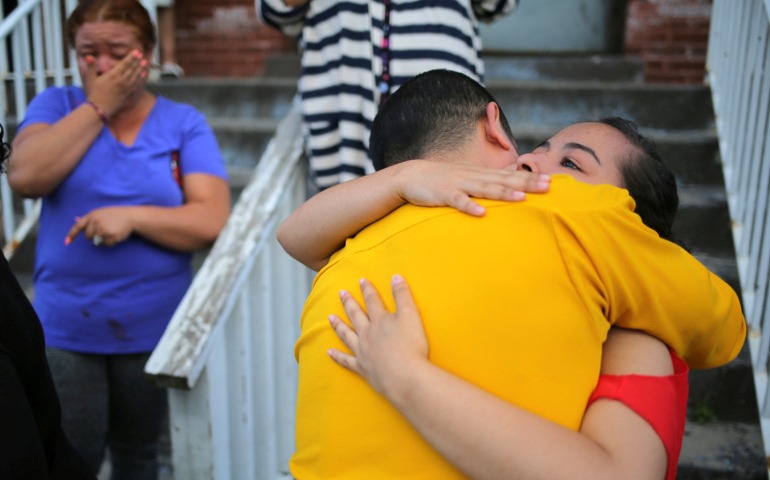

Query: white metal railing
[707,0,770,458]
[0,0,79,258]
[0,0,157,258]
[145,102,311,480]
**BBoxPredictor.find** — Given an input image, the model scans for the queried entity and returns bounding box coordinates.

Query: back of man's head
[370,69,514,171]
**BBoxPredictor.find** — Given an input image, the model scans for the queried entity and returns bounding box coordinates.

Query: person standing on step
[156,0,184,78]
[6,1,230,478]
[257,0,518,189]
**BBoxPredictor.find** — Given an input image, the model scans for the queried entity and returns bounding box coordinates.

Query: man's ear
[484,102,513,152]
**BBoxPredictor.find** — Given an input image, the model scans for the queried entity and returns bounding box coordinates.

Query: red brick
[173,0,294,76]
[625,0,712,84]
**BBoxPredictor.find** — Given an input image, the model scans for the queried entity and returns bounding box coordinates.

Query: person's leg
[45,346,109,474]
[157,5,183,77]
[107,352,168,480]
[157,7,175,66]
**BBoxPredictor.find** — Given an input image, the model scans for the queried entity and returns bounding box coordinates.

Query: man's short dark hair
[370,69,514,171]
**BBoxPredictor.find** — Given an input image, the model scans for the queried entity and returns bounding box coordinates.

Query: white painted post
[709,0,770,472]
[146,103,309,479]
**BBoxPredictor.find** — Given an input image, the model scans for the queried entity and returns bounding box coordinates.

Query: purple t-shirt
[19,86,228,354]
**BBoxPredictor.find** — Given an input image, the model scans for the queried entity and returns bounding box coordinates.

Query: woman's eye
[561,158,581,171]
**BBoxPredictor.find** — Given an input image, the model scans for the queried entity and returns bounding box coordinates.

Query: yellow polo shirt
[291,175,745,480]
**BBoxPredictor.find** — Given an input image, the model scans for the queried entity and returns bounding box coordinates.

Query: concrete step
[147,78,297,121]
[678,420,767,479]
[262,53,647,83]
[263,53,302,78]
[484,55,645,83]
[133,78,716,132]
[674,202,736,264]
[209,118,279,169]
[689,342,759,425]
[490,81,714,132]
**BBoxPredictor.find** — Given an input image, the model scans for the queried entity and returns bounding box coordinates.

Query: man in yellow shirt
[287,70,745,480]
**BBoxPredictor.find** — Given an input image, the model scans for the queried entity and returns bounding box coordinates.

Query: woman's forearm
[277,161,547,271]
[130,203,228,251]
[277,163,409,270]
[8,106,105,198]
[386,359,664,480]
[65,175,231,250]
[131,177,231,250]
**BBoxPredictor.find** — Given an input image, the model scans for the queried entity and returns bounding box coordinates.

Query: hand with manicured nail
[396,161,550,217]
[328,275,429,399]
[83,49,150,120]
[64,206,136,247]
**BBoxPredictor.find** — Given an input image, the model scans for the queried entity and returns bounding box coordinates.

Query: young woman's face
[515,123,627,188]
[75,21,149,87]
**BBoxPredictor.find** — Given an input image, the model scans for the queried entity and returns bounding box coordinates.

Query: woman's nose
[516,154,541,174]
[96,55,113,74]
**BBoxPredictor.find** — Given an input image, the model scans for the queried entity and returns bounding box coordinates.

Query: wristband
[84,101,108,124]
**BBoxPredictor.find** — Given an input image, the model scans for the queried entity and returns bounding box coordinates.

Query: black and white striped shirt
[258,0,517,188]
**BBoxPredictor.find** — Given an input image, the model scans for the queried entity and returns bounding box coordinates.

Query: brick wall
[624,0,712,84]
[175,0,713,83]
[175,0,296,77]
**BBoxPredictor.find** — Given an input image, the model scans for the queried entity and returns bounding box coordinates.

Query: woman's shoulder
[527,175,634,213]
[34,85,85,102]
[21,86,85,127]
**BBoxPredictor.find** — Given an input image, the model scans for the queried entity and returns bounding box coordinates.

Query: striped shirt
[258,0,517,188]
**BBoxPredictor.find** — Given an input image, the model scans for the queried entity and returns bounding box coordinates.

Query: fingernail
[328,315,335,325]
[141,71,147,78]
[75,216,80,221]
[64,237,71,245]
[132,50,141,58]
[359,278,366,286]
[141,59,148,66]
[473,205,485,215]
[511,191,525,201]
[339,290,347,299]
[540,174,551,181]
[537,181,550,189]
[327,349,334,357]
[392,274,404,285]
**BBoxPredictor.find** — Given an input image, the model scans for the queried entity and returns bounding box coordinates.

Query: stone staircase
[4,54,767,479]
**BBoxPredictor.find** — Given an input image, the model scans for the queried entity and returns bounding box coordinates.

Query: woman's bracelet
[84,101,108,124]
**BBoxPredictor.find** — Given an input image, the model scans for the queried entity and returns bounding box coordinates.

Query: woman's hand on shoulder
[393,160,550,216]
[328,275,428,402]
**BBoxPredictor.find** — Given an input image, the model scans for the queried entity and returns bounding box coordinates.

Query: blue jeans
[46,347,168,480]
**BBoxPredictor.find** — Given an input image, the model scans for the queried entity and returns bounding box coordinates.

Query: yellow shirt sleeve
[551,177,745,369]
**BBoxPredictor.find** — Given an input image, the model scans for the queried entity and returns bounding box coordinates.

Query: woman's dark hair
[598,117,679,242]
[66,0,156,52]
[1,124,9,174]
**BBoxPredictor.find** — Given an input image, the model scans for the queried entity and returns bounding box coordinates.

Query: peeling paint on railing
[145,102,305,390]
